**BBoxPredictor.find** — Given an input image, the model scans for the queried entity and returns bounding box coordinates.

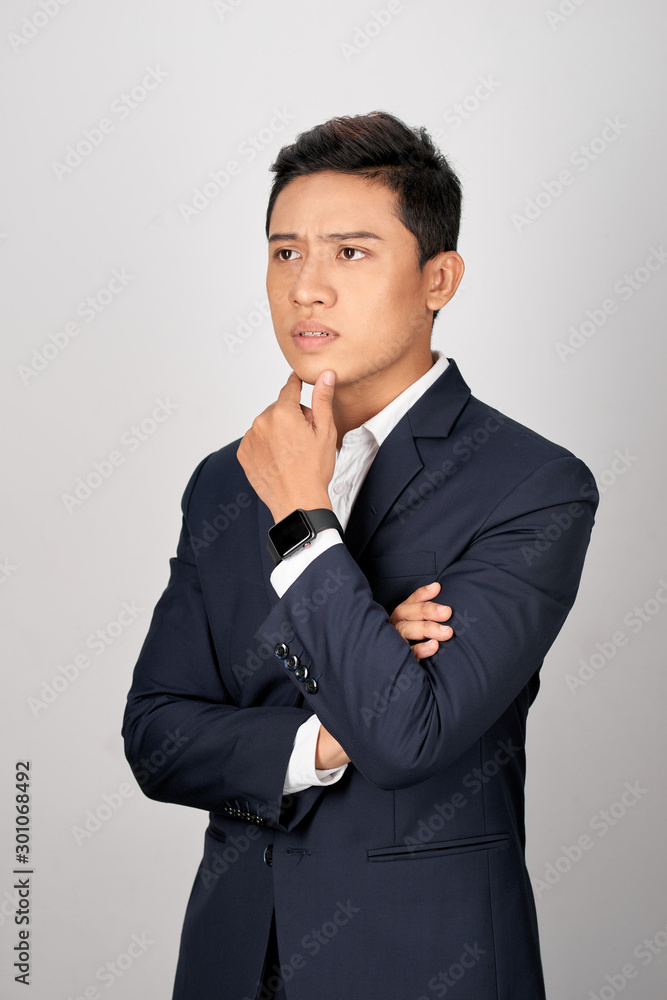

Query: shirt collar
[339,351,449,451]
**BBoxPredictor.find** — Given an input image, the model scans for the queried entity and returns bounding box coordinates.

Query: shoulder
[179,437,249,517]
[457,394,599,519]
[422,360,598,515]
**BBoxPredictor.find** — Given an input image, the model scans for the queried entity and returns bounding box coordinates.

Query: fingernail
[324,370,335,385]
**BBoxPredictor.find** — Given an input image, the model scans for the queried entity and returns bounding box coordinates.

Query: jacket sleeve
[252,455,599,790]
[121,455,326,832]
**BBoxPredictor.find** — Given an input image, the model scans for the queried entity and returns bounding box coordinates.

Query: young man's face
[266,170,452,397]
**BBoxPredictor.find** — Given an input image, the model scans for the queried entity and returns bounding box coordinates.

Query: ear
[424,251,465,313]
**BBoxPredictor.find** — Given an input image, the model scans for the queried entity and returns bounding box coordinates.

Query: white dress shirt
[272,350,450,794]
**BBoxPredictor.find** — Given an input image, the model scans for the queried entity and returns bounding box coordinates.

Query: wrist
[315,725,349,770]
[271,497,333,523]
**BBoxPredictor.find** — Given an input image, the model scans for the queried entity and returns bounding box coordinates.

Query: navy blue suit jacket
[122,358,598,1000]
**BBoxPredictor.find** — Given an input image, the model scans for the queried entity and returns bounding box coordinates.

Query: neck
[332,347,437,451]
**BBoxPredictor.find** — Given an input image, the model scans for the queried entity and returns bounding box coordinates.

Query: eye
[274,248,300,261]
[339,247,365,260]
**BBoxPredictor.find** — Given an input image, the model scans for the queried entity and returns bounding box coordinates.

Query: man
[122,111,598,1000]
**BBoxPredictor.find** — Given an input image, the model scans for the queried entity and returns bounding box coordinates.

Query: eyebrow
[268,231,385,244]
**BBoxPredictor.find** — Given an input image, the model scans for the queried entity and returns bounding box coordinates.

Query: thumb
[311,368,335,429]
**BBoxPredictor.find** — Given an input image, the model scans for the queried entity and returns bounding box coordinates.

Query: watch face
[268,509,313,558]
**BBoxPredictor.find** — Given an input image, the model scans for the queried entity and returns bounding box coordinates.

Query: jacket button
[294,664,309,680]
[273,642,290,659]
[264,845,273,866]
[284,654,300,671]
[304,678,319,694]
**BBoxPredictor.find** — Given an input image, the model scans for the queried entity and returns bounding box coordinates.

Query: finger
[411,638,439,661]
[429,602,452,621]
[300,403,314,427]
[389,584,440,621]
[400,581,442,607]
[278,370,303,403]
[389,600,451,626]
[399,620,453,642]
[310,368,336,431]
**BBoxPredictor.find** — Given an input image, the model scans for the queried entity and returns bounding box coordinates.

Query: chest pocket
[357,550,437,612]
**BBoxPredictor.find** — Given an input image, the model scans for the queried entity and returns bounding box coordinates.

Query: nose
[289,255,335,309]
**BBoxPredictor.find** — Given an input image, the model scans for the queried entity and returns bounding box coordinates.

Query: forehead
[269,170,405,238]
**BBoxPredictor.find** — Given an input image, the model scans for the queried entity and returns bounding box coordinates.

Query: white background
[1,1,666,997]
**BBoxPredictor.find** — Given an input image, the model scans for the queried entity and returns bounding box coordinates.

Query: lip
[291,321,339,350]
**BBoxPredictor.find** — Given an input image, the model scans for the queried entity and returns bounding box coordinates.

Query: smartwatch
[267,508,344,567]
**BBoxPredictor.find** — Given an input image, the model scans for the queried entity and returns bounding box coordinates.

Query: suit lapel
[257,358,471,594]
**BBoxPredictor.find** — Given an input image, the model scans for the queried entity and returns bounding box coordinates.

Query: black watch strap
[267,508,344,567]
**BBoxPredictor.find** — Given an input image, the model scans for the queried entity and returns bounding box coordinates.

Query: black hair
[265,110,463,325]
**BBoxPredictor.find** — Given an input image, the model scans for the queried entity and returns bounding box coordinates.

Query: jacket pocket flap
[358,550,436,579]
[368,832,509,862]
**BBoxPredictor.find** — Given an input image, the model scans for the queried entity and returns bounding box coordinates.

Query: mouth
[291,323,339,349]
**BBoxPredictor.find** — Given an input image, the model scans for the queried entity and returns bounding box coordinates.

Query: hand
[315,582,453,769]
[389,580,453,660]
[236,369,338,523]
[315,723,351,770]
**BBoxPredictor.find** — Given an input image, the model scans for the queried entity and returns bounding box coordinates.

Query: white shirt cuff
[283,714,349,794]
[270,528,344,598]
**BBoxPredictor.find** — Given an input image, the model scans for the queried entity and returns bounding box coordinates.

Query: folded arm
[253,456,598,790]
[121,457,327,831]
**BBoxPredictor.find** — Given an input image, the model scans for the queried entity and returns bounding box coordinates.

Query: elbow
[122,729,159,801]
[122,735,174,803]
[121,706,166,802]
[363,759,443,791]
[353,717,470,790]
[354,744,450,791]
